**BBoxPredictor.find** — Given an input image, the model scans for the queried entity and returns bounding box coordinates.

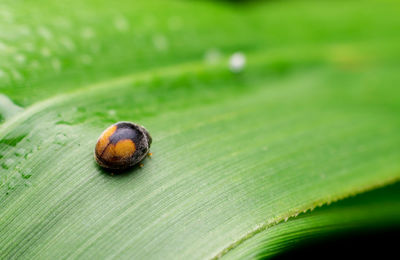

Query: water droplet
[15,54,26,64]
[2,159,14,169]
[0,69,5,79]
[114,16,129,32]
[18,25,32,36]
[229,52,246,73]
[54,133,68,145]
[55,120,73,126]
[23,42,35,52]
[25,147,37,159]
[0,9,14,23]
[11,70,23,81]
[0,134,27,147]
[107,109,116,117]
[51,59,61,72]
[152,34,168,52]
[81,27,95,39]
[204,48,221,65]
[59,37,76,51]
[0,41,7,51]
[40,47,51,57]
[8,181,16,190]
[79,54,92,65]
[21,171,32,179]
[37,26,53,39]
[14,148,26,157]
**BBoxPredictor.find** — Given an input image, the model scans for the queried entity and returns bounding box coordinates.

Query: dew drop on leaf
[152,34,168,51]
[59,36,76,51]
[37,26,52,39]
[81,27,95,39]
[25,148,36,159]
[0,134,28,147]
[204,48,221,65]
[229,52,246,73]
[54,133,68,146]
[14,53,26,64]
[51,59,62,72]
[11,70,23,81]
[80,54,93,65]
[23,42,35,52]
[107,109,117,117]
[114,16,129,32]
[0,69,5,79]
[7,183,15,190]
[20,172,32,179]
[2,159,14,170]
[40,47,51,57]
[0,41,8,51]
[14,148,26,157]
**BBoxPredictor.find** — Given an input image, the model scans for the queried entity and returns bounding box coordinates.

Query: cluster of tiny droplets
[0,4,180,89]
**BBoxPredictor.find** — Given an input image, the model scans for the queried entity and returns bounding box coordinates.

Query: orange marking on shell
[114,139,136,158]
[99,144,115,162]
[95,125,117,155]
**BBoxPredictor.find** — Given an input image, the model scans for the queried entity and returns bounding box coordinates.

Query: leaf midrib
[211,176,400,259]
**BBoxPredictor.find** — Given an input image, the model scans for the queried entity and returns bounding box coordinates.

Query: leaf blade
[1,0,400,259]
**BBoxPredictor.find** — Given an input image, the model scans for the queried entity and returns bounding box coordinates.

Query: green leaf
[224,183,400,259]
[1,0,400,258]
